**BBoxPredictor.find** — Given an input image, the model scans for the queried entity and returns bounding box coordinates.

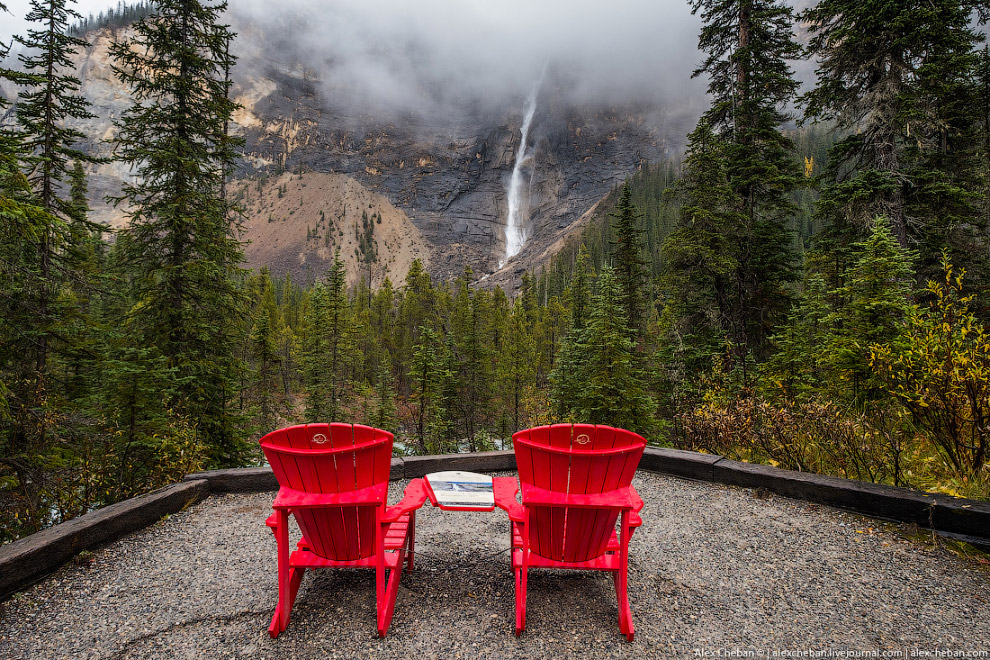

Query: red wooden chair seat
[494,423,646,641]
[260,423,428,638]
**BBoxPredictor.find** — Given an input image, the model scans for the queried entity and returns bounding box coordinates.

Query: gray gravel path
[1,472,988,659]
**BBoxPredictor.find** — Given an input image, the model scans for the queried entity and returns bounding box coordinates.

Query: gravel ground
[1,472,988,659]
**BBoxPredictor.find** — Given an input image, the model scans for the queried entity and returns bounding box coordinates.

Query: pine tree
[824,217,916,405]
[0,111,61,535]
[396,258,436,394]
[303,253,353,422]
[662,118,742,365]
[567,244,592,332]
[554,267,655,435]
[450,267,493,450]
[369,359,397,433]
[410,326,452,453]
[761,273,830,401]
[109,0,246,465]
[609,183,649,340]
[500,299,537,432]
[690,0,801,371]
[801,0,989,287]
[248,270,282,434]
[11,0,98,380]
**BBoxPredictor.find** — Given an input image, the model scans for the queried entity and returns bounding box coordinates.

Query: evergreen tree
[450,267,493,450]
[690,0,801,371]
[369,359,397,433]
[609,183,649,340]
[410,326,452,453]
[0,117,60,535]
[109,0,246,465]
[303,254,353,422]
[14,0,96,216]
[500,299,537,432]
[801,0,989,287]
[552,267,655,435]
[396,258,436,394]
[662,118,743,379]
[762,217,914,406]
[824,217,916,405]
[248,270,282,434]
[761,273,830,401]
[567,244,592,332]
[11,0,99,386]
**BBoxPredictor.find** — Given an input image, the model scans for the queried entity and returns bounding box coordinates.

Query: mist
[230,0,708,119]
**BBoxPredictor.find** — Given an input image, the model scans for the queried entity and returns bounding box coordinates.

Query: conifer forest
[3,0,990,542]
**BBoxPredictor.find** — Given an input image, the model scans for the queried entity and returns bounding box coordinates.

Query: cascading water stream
[501,78,542,267]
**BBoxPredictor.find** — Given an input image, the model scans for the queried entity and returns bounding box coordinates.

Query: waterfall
[502,80,541,266]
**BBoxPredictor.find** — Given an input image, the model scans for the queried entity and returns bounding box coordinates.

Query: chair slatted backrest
[260,423,393,561]
[513,424,645,563]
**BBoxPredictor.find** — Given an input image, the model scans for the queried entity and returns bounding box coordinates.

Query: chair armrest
[520,483,639,510]
[493,477,526,522]
[272,482,387,509]
[382,478,429,523]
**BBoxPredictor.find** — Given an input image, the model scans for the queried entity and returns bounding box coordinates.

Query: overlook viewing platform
[1,458,988,659]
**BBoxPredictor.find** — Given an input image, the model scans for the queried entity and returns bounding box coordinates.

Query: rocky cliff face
[56,18,697,287]
[234,59,689,283]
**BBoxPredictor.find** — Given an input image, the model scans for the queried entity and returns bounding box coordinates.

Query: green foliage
[109,0,248,466]
[687,0,801,371]
[764,217,916,406]
[550,267,656,436]
[410,326,454,454]
[802,0,990,292]
[609,184,649,339]
[660,118,743,402]
[871,255,990,481]
[303,253,354,423]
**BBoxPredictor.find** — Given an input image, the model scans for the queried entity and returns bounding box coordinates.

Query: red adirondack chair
[493,423,646,641]
[260,423,428,638]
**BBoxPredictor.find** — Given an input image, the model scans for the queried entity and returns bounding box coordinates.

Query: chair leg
[406,511,416,573]
[377,550,405,637]
[613,569,634,641]
[615,512,634,641]
[269,510,305,639]
[514,561,527,636]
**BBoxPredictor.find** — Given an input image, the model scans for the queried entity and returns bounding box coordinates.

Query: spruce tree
[249,271,282,434]
[662,118,743,368]
[11,0,98,380]
[562,267,656,435]
[824,217,916,405]
[801,0,989,287]
[500,299,537,432]
[690,0,801,371]
[761,273,830,401]
[14,0,96,217]
[302,254,353,422]
[451,267,493,450]
[410,326,452,453]
[609,183,649,340]
[109,0,246,465]
[567,244,592,332]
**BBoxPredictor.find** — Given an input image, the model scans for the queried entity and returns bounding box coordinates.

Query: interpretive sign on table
[423,471,496,511]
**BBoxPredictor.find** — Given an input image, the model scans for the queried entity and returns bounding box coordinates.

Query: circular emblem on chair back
[575,433,591,445]
[311,433,328,445]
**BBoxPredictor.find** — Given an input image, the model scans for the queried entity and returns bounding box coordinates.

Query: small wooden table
[423,471,496,511]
